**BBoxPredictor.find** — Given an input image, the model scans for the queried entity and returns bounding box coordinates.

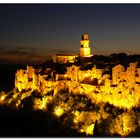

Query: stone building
[52,53,78,64]
[112,64,125,85]
[15,66,54,94]
[80,33,93,57]
[15,66,41,92]
[112,62,140,85]
[127,63,137,84]
[65,65,103,83]
[52,33,93,64]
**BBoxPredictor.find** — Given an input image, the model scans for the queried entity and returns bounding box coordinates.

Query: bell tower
[80,33,91,57]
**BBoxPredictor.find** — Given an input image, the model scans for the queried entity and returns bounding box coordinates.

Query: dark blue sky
[0,4,140,64]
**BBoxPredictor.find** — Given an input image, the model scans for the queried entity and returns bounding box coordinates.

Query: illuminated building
[112,64,125,85]
[52,53,78,64]
[80,33,93,57]
[52,33,93,64]
[112,62,140,85]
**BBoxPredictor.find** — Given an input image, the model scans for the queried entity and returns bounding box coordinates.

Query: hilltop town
[14,34,140,109]
[14,61,140,109]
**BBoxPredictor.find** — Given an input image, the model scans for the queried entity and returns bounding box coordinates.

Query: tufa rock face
[14,62,140,109]
[15,66,54,94]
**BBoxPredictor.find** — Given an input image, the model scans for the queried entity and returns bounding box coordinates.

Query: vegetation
[1,87,140,137]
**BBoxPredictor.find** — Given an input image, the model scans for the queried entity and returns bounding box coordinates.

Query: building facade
[52,33,93,64]
[80,33,93,57]
[52,53,78,64]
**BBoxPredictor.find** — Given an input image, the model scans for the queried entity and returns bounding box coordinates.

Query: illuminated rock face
[15,66,54,94]
[112,62,140,85]
[12,63,140,137]
[14,62,140,109]
[66,65,103,82]
[15,66,39,92]
[112,64,125,85]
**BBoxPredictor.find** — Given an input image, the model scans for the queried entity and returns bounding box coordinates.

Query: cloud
[0,48,30,55]
[0,45,78,64]
[51,48,77,54]
[0,46,51,64]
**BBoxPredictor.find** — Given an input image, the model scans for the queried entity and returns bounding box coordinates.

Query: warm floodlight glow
[79,129,84,133]
[54,107,64,117]
[80,33,92,57]
[16,103,19,107]
[0,95,5,101]
[84,73,89,77]
[0,94,6,105]
[98,79,102,84]
[86,124,95,136]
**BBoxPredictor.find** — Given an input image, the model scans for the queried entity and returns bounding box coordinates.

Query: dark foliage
[0,104,84,137]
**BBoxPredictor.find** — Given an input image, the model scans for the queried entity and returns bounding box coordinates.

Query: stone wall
[14,62,140,109]
[112,62,140,85]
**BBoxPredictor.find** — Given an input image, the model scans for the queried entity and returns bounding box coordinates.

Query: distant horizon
[0,51,140,65]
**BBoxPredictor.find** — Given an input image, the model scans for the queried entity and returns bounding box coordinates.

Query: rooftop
[55,53,78,56]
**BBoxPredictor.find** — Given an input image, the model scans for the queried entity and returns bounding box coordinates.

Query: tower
[80,33,91,57]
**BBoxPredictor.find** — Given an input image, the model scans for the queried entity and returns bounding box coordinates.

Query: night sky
[1,4,140,64]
